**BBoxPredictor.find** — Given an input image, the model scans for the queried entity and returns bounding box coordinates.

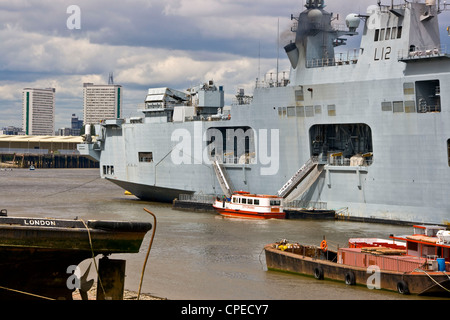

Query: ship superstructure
[79,0,450,225]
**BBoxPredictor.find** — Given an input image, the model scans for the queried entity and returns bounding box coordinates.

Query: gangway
[212,157,235,198]
[277,157,323,201]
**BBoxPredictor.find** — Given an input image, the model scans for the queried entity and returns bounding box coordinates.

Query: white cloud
[0,0,449,130]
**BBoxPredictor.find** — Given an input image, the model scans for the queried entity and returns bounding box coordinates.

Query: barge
[264,225,450,296]
[0,210,152,300]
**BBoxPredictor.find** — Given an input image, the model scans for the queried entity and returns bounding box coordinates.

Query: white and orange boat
[213,191,285,219]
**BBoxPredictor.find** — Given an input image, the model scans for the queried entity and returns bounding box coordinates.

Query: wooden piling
[96,257,126,300]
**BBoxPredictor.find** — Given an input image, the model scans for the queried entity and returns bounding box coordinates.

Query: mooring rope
[80,219,106,299]
[137,208,157,300]
[0,285,55,300]
[412,268,450,293]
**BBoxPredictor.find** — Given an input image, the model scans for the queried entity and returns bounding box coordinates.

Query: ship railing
[338,248,427,273]
[0,148,80,156]
[179,194,216,204]
[326,157,373,167]
[220,154,257,165]
[306,54,359,68]
[418,104,441,113]
[284,200,327,210]
[255,71,291,89]
[397,44,448,61]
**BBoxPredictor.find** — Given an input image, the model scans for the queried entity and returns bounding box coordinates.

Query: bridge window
[391,27,397,39]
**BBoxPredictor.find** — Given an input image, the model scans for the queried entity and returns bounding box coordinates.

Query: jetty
[0,135,98,169]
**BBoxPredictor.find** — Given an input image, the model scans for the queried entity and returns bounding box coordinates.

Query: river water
[0,168,444,300]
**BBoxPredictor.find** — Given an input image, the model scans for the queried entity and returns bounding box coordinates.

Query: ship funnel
[285,42,299,69]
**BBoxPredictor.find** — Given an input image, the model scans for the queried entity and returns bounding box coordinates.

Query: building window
[139,152,153,163]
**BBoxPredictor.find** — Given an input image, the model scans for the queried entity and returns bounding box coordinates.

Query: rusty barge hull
[264,244,450,296]
[0,215,152,300]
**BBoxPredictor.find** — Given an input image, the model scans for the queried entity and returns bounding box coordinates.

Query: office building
[22,88,55,136]
[58,114,84,136]
[83,83,122,125]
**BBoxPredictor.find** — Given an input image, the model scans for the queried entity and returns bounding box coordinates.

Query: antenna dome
[345,13,360,32]
[308,9,323,23]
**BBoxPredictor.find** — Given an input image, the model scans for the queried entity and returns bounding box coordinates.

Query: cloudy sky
[0,0,449,131]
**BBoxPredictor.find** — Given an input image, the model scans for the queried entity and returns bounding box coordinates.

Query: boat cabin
[229,192,283,212]
[390,225,450,265]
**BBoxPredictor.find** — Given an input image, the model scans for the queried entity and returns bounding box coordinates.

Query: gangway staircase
[212,157,235,198]
[277,157,324,202]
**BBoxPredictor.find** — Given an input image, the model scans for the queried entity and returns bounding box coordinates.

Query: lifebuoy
[320,240,328,252]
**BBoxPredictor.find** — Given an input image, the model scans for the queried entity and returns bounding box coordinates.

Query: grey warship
[79,0,450,225]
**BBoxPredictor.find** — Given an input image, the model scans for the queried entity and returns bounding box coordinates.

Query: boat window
[391,27,397,39]
[379,29,385,41]
[385,28,391,40]
[393,101,404,113]
[327,104,336,116]
[397,26,402,39]
[233,198,237,203]
[254,199,260,205]
[242,198,247,204]
[448,139,450,167]
[305,106,314,117]
[248,199,253,205]
[381,101,392,112]
[403,82,415,95]
[139,152,153,163]
[103,165,114,175]
[270,200,281,206]
[287,106,296,117]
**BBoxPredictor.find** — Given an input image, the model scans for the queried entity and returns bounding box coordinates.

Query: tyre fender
[397,280,410,295]
[314,266,324,280]
[345,271,356,285]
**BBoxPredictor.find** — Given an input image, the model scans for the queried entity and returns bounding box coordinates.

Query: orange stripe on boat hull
[214,207,285,219]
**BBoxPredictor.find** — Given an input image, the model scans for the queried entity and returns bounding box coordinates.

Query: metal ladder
[277,157,320,199]
[212,157,234,198]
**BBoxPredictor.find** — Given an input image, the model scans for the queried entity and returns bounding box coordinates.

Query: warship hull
[79,0,450,225]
